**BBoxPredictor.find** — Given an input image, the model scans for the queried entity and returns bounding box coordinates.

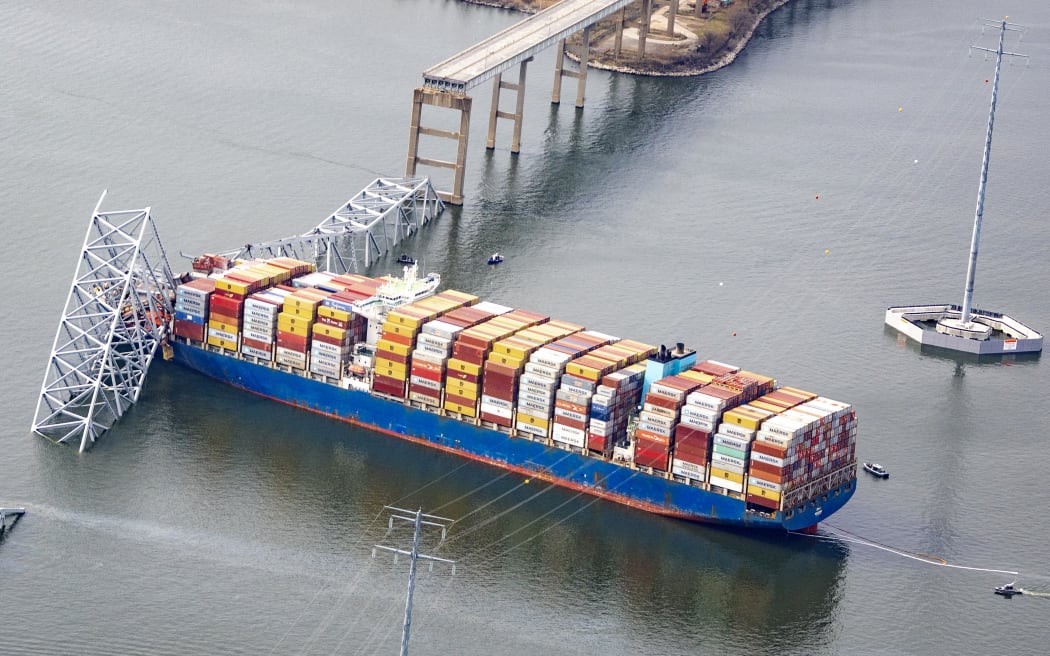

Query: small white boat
[863,462,889,479]
[487,253,504,265]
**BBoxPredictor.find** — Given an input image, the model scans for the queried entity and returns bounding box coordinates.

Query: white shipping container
[520,373,557,390]
[418,333,452,351]
[714,433,751,451]
[243,328,274,344]
[642,403,678,420]
[648,382,687,401]
[479,402,513,419]
[672,459,706,481]
[748,475,782,492]
[679,415,716,432]
[520,384,555,400]
[711,452,746,470]
[516,421,548,438]
[410,375,442,391]
[421,320,463,340]
[681,404,720,423]
[554,407,587,423]
[524,362,561,379]
[719,422,757,441]
[474,301,513,315]
[480,395,513,410]
[686,391,726,412]
[310,363,341,378]
[552,423,586,448]
[241,345,272,360]
[518,402,551,419]
[208,327,238,342]
[639,411,675,430]
[638,421,673,437]
[709,475,744,493]
[522,391,554,407]
[555,389,590,406]
[411,349,447,365]
[589,418,608,432]
[561,384,593,398]
[530,347,572,369]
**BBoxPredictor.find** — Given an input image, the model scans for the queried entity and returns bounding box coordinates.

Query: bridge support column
[638,0,652,58]
[551,29,590,109]
[486,59,529,153]
[614,8,626,57]
[405,87,472,206]
[667,0,679,36]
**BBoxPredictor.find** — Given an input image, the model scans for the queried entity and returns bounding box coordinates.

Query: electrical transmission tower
[372,506,456,656]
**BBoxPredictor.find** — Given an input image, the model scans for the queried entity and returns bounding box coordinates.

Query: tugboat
[396,253,416,266]
[487,253,504,265]
[863,462,889,479]
[995,582,1023,597]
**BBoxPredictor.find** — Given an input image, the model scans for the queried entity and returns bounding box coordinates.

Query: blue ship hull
[171,342,855,532]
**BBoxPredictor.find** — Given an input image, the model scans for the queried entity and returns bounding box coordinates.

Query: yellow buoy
[899,106,903,112]
[524,478,530,484]
[825,249,830,255]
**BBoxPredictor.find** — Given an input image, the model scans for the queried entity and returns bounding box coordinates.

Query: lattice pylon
[32,192,176,452]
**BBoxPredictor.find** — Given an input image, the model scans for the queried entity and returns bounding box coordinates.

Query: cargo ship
[169,254,858,532]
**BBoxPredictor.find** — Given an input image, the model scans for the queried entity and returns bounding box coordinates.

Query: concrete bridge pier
[405,88,472,205]
[486,58,531,153]
[551,27,591,108]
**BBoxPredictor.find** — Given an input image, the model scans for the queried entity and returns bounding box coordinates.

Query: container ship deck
[169,255,858,532]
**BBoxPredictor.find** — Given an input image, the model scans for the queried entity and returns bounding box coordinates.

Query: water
[3,1,1050,653]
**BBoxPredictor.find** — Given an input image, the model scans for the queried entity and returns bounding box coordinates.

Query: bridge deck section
[423,0,634,92]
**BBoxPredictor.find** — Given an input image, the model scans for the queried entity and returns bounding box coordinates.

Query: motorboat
[488,253,504,265]
[396,254,416,265]
[863,462,889,479]
[995,582,1022,597]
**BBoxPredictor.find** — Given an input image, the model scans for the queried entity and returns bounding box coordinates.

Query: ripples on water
[3,0,1050,653]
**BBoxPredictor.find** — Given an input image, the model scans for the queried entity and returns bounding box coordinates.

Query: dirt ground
[462,0,790,76]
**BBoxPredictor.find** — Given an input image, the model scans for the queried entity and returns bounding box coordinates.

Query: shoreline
[460,0,792,77]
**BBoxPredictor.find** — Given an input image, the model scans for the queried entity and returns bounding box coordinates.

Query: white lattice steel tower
[32,192,176,452]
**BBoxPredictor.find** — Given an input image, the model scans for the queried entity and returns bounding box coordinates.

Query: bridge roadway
[423,0,637,93]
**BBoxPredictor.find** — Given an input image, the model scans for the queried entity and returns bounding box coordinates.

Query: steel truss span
[32,192,176,452]
[216,177,444,273]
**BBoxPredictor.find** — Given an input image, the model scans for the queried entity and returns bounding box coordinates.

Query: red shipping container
[211,294,245,317]
[746,493,779,511]
[749,468,787,485]
[481,380,516,398]
[480,411,512,428]
[446,370,479,384]
[312,332,349,347]
[444,392,476,409]
[553,415,587,431]
[644,393,681,411]
[373,375,406,397]
[749,460,786,477]
[410,365,444,383]
[377,351,408,366]
[383,331,416,347]
[208,311,242,328]
[752,440,790,458]
[276,330,309,352]
[588,434,613,453]
[241,335,272,352]
[174,319,205,341]
[675,424,711,442]
[636,428,671,445]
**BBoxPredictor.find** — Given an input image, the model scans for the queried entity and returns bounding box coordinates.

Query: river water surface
[3,1,1050,654]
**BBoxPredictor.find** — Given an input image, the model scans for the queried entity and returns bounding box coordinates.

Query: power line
[372,506,456,656]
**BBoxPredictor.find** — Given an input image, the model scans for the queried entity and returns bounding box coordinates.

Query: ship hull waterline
[170,342,855,532]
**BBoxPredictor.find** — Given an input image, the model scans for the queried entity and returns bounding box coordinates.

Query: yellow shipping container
[444,401,477,418]
[374,358,407,377]
[435,289,479,306]
[679,370,714,385]
[710,467,745,484]
[215,278,251,296]
[387,309,427,328]
[446,378,479,395]
[288,304,318,320]
[278,312,313,332]
[208,318,241,334]
[382,321,420,338]
[722,406,773,431]
[447,358,481,376]
[206,335,238,351]
[516,412,549,430]
[750,400,785,415]
[314,324,347,341]
[377,339,411,357]
[317,305,352,322]
[488,352,525,369]
[747,485,781,501]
